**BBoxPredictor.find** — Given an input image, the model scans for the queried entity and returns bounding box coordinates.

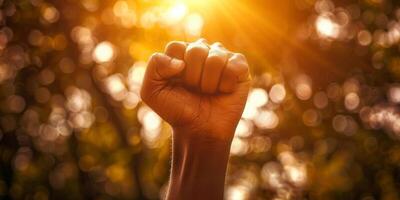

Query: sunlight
[93,41,115,63]
[315,14,339,39]
[166,3,188,23]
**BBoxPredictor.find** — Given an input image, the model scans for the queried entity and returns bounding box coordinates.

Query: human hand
[140,39,251,143]
[141,39,250,199]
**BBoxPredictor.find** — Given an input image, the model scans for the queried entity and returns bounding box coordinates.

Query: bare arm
[141,39,250,200]
[167,129,231,200]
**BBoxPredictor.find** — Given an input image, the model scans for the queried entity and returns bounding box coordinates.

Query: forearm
[166,129,232,200]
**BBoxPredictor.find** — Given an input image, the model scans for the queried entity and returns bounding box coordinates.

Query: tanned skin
[141,39,251,200]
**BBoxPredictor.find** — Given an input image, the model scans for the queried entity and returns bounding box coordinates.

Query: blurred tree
[0,0,400,200]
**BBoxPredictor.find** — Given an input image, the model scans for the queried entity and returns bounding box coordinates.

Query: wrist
[171,126,232,172]
[172,125,235,145]
[167,128,232,200]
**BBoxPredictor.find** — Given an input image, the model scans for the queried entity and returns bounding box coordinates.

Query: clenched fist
[141,40,250,199]
[140,39,250,142]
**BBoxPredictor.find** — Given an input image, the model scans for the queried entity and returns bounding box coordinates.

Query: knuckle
[212,42,223,47]
[165,41,185,51]
[149,52,161,62]
[186,44,208,58]
[230,53,249,70]
[207,54,226,66]
[233,53,247,62]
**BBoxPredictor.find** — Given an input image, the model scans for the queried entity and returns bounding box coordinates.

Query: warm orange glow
[93,41,115,63]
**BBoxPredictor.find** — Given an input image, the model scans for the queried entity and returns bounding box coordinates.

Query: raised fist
[140,39,250,142]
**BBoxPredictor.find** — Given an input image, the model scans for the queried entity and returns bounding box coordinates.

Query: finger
[183,40,209,89]
[150,53,185,80]
[211,42,234,58]
[219,53,250,93]
[201,46,228,94]
[165,41,187,60]
[141,53,185,102]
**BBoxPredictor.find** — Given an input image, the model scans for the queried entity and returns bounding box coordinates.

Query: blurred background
[0,0,400,199]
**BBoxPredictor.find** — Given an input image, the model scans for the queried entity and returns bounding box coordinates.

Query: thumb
[141,53,185,102]
[145,53,185,81]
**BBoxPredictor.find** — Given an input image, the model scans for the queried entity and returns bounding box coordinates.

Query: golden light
[0,63,13,83]
[137,106,163,147]
[184,13,204,38]
[294,74,313,101]
[269,84,286,104]
[143,110,162,131]
[164,3,188,24]
[140,11,157,29]
[65,87,91,113]
[168,0,216,8]
[248,88,268,108]
[226,185,249,200]
[128,62,146,85]
[113,0,129,17]
[344,92,360,111]
[138,106,162,132]
[128,62,147,93]
[278,151,308,187]
[42,6,59,23]
[254,110,279,129]
[104,74,127,101]
[69,111,95,129]
[234,119,253,137]
[93,41,115,63]
[123,92,140,109]
[343,78,360,94]
[230,137,249,156]
[296,83,312,101]
[71,26,93,45]
[81,0,99,12]
[261,162,283,189]
[106,164,126,182]
[113,0,137,28]
[316,14,339,39]
[241,102,258,120]
[387,85,400,104]
[285,164,307,186]
[141,110,162,146]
